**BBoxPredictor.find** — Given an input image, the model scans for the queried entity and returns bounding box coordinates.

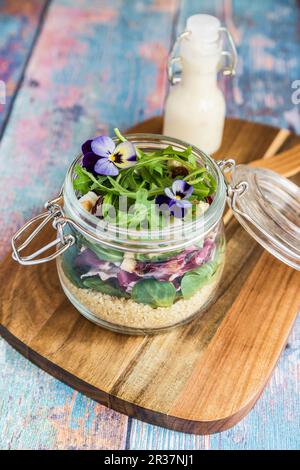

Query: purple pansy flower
[82,135,137,176]
[155,180,194,218]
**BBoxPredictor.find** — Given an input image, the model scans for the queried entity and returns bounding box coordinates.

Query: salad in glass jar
[56,129,226,333]
[12,126,300,334]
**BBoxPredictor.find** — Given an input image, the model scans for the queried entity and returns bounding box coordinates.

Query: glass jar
[11,134,300,335]
[60,135,226,334]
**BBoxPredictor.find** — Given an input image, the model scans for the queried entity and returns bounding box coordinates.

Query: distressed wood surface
[1,117,300,435]
[0,0,48,135]
[0,0,299,450]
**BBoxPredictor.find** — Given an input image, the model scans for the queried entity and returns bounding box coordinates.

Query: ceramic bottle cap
[186,14,221,43]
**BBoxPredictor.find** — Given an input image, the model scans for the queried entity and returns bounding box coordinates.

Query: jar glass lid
[229,164,300,270]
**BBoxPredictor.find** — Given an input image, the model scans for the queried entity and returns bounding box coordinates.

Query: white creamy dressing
[163,15,226,155]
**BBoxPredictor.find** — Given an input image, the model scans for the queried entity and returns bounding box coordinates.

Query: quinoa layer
[57,260,224,332]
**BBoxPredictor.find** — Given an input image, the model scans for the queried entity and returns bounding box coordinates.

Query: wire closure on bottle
[219,27,238,76]
[167,25,237,84]
[11,196,75,265]
[167,30,191,85]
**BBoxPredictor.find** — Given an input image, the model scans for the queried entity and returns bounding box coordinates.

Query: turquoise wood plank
[0,0,178,255]
[0,0,48,134]
[0,339,128,450]
[173,0,300,132]
[0,0,178,450]
[128,0,300,448]
[0,0,299,450]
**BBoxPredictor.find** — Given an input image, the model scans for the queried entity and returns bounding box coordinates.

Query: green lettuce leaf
[132,278,176,308]
[83,276,129,298]
[180,260,218,299]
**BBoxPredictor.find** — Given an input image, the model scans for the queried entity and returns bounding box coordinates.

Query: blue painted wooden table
[0,0,299,450]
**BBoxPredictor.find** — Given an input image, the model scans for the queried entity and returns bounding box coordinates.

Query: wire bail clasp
[217,159,248,214]
[219,27,237,76]
[167,30,191,85]
[167,23,237,85]
[11,195,75,265]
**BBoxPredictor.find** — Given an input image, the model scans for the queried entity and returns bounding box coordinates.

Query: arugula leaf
[187,152,197,167]
[152,163,164,176]
[135,249,181,262]
[184,167,207,181]
[82,237,123,263]
[73,164,93,195]
[107,176,137,198]
[192,184,211,197]
[206,172,217,193]
[114,127,127,143]
[72,136,217,231]
[135,188,149,204]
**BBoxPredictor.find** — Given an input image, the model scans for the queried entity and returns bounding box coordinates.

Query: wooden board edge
[128,116,291,140]
[0,322,285,435]
[169,250,300,423]
[170,312,297,428]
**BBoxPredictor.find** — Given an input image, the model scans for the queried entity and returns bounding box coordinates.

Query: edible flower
[155,180,194,218]
[82,135,137,176]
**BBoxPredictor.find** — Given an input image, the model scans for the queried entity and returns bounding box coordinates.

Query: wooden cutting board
[1,117,300,434]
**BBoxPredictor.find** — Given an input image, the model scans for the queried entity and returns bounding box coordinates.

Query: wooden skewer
[261,128,291,159]
[249,144,300,177]
[223,142,300,226]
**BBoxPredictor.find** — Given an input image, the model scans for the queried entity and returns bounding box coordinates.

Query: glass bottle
[163,14,237,154]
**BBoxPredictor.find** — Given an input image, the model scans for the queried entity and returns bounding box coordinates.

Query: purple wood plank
[1,0,299,450]
[0,0,178,449]
[0,340,128,449]
[173,0,300,132]
[0,0,48,135]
